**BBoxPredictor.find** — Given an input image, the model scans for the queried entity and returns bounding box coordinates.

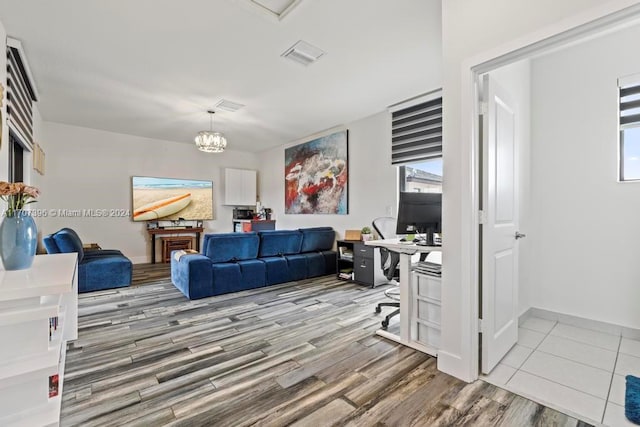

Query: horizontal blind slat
[621,114,640,126]
[621,85,640,98]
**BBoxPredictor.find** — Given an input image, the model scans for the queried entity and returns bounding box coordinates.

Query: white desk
[365,238,441,357]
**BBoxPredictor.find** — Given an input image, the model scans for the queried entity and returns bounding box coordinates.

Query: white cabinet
[411,272,441,352]
[224,168,257,206]
[0,254,78,427]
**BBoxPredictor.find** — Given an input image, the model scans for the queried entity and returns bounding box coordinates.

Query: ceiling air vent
[282,40,325,66]
[244,0,303,21]
[215,99,245,113]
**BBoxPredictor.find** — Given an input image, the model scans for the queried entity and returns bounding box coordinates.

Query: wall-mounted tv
[132,176,213,221]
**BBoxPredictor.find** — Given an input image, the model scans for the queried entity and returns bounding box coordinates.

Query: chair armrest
[171,253,212,299]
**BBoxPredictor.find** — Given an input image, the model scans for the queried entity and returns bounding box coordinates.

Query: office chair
[372,217,401,329]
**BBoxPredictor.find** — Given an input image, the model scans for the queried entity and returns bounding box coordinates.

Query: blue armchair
[43,228,132,293]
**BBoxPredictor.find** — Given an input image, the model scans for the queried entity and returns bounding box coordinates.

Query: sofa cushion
[43,234,60,254]
[77,255,131,293]
[285,254,307,281]
[261,257,291,285]
[299,227,335,253]
[53,229,85,262]
[301,252,325,278]
[258,230,302,257]
[204,232,259,263]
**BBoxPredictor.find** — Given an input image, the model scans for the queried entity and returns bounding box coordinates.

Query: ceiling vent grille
[245,0,303,21]
[215,99,245,113]
[282,40,325,66]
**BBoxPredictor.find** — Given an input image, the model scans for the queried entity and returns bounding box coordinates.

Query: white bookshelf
[0,254,78,427]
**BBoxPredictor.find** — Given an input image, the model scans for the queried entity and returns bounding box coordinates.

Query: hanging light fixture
[195,110,227,153]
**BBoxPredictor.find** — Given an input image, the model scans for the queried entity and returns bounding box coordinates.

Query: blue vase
[0,210,37,270]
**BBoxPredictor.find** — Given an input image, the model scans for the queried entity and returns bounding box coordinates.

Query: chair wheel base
[375,307,381,314]
[381,320,389,329]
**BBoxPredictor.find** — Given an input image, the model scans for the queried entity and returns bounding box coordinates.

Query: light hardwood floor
[61,269,592,426]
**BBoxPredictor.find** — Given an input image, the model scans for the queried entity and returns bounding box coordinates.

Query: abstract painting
[285,130,348,214]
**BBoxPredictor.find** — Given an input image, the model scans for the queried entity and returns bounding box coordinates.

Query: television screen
[132,176,213,221]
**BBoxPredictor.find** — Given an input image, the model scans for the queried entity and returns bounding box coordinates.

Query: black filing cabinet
[336,240,386,287]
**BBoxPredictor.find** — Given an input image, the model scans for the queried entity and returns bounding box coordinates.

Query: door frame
[461,3,640,381]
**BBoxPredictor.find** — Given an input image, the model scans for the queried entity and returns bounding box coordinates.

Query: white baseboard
[519,306,640,339]
[130,256,149,264]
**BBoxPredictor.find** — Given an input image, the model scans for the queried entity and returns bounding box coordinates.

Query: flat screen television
[131,176,213,221]
[396,191,442,245]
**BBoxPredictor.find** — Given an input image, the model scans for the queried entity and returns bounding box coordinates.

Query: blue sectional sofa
[43,228,132,293]
[171,227,336,299]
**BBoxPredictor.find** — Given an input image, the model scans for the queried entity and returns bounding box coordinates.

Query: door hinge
[480,102,488,115]
[478,210,486,224]
[478,318,484,333]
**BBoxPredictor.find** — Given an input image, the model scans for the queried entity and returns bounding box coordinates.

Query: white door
[481,74,521,374]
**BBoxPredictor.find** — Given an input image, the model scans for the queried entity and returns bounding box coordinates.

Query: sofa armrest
[171,253,213,299]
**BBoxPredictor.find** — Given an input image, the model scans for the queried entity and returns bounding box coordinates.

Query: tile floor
[481,316,640,426]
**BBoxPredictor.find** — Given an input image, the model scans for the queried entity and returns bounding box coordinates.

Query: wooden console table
[148,227,203,264]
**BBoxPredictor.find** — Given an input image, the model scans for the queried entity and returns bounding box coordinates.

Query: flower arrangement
[0,181,40,217]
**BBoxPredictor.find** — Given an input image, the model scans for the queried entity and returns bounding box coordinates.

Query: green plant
[361,226,372,234]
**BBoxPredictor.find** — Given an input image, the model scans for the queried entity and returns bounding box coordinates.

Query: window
[390,91,443,194]
[619,75,640,181]
[399,158,443,193]
[8,132,24,182]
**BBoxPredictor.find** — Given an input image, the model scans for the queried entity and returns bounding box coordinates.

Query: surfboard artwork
[131,177,213,221]
[133,193,192,221]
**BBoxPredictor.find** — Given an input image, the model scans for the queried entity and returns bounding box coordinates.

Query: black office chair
[372,217,401,329]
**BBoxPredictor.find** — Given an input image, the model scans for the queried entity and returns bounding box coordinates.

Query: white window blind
[391,93,442,165]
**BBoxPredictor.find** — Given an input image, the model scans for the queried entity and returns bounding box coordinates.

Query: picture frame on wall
[284,129,348,214]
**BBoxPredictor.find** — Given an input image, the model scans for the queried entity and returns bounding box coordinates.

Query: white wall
[488,60,532,317]
[258,111,398,238]
[39,122,259,263]
[529,23,640,329]
[441,0,639,381]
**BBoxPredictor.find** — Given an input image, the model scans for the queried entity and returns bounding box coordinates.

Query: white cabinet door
[224,168,257,206]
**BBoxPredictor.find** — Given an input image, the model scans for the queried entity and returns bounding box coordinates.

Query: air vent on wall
[215,99,245,113]
[281,40,325,66]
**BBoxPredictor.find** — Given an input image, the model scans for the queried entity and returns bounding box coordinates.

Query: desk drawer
[354,258,374,285]
[415,274,441,302]
[417,323,441,348]
[417,299,441,326]
[353,243,374,259]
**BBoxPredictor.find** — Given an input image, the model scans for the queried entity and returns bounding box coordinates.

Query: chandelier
[195,110,227,153]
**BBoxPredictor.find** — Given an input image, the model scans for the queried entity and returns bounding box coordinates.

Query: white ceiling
[0,0,442,152]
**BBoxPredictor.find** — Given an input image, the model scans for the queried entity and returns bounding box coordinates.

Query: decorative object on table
[361,226,373,241]
[195,110,227,153]
[284,130,348,214]
[626,375,640,424]
[0,181,40,270]
[344,229,361,241]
